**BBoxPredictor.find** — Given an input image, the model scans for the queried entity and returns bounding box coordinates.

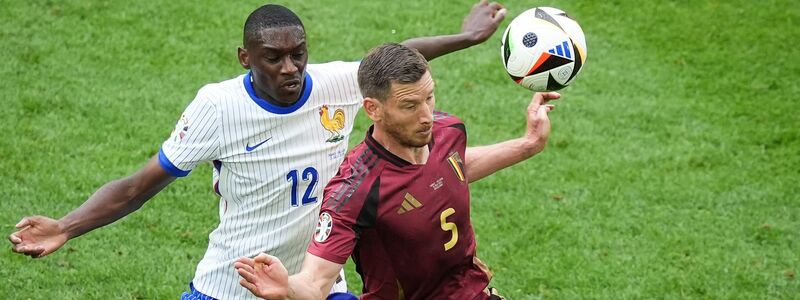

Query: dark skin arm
[8,155,175,258]
[401,0,507,61]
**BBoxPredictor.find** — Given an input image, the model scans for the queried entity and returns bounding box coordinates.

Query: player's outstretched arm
[236,252,342,300]
[8,155,175,258]
[464,92,560,183]
[401,0,507,61]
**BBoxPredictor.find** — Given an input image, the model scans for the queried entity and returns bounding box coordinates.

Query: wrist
[56,217,76,240]
[458,31,482,46]
[519,136,546,157]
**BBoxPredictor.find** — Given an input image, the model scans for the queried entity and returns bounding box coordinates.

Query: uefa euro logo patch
[172,114,190,142]
[319,105,346,143]
[315,212,333,243]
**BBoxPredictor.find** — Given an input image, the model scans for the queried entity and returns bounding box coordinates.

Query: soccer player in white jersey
[9,2,506,299]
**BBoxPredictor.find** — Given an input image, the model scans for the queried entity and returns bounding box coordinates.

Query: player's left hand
[461,0,507,44]
[235,253,290,299]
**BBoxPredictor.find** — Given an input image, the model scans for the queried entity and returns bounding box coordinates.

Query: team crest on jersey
[171,114,190,142]
[447,151,466,182]
[319,105,345,143]
[314,212,333,243]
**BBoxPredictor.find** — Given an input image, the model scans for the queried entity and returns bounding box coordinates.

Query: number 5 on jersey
[287,167,319,207]
[440,208,458,251]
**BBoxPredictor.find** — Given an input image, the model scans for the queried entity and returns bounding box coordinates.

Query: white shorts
[330,268,348,293]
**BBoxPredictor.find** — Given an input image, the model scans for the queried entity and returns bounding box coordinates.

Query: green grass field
[2,0,798,299]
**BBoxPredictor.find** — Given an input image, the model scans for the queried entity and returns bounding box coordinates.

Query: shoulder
[198,74,245,97]
[324,142,385,206]
[190,74,247,108]
[337,142,383,175]
[433,111,466,134]
[307,61,360,77]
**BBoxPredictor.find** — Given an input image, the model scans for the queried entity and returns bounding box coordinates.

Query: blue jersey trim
[180,282,218,300]
[243,71,313,114]
[158,148,190,177]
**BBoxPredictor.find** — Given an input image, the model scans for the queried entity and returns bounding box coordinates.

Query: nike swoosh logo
[245,137,272,152]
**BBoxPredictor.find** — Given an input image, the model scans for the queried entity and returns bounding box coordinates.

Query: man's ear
[238,47,250,69]
[363,97,382,122]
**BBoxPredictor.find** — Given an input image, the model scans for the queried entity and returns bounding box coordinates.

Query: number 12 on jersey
[287,167,319,207]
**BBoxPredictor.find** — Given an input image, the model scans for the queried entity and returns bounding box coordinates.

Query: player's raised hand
[524,92,560,150]
[461,0,507,44]
[235,253,290,299]
[8,216,68,258]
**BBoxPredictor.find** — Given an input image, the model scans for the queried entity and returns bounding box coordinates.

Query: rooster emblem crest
[319,105,345,143]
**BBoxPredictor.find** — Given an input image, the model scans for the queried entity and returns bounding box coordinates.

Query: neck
[371,127,429,165]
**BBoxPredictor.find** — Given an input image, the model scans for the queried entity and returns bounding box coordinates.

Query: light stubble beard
[384,123,431,149]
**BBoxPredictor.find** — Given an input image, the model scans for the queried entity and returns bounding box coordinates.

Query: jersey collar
[243,71,314,114]
[364,126,437,167]
[365,126,411,167]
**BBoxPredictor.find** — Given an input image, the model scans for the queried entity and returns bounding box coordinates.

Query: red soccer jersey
[308,112,492,300]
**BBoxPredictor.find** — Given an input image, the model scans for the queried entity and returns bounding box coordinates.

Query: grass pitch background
[1,0,798,299]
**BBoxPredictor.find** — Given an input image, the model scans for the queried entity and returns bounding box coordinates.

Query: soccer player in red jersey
[234,43,559,299]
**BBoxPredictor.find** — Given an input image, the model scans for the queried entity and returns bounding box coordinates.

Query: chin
[277,91,301,104]
[408,136,432,148]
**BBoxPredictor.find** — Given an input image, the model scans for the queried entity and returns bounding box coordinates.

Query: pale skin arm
[8,155,175,258]
[235,252,342,300]
[401,0,507,61]
[465,92,560,183]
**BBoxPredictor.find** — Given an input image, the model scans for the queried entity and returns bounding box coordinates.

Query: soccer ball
[500,7,587,92]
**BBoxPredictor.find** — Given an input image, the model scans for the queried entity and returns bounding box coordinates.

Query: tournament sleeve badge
[171,114,190,142]
[315,212,334,243]
[319,105,346,143]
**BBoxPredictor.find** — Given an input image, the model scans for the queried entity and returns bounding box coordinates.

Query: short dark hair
[243,4,304,46]
[358,43,429,101]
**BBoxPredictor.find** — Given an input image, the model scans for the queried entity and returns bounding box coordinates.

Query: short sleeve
[307,153,378,264]
[159,87,220,177]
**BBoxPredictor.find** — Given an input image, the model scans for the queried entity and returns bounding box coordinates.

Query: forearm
[58,177,157,239]
[401,32,476,61]
[59,157,175,240]
[282,253,342,300]
[284,272,331,300]
[465,137,545,183]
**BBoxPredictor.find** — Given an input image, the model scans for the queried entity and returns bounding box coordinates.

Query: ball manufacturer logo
[522,32,538,48]
[558,66,573,80]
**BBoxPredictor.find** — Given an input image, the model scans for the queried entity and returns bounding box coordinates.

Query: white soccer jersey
[159,61,361,299]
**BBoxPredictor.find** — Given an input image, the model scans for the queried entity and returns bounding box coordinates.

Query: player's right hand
[235,253,290,299]
[8,216,68,258]
[523,92,559,152]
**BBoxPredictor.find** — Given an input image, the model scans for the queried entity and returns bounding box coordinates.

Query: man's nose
[281,56,298,74]
[419,104,433,124]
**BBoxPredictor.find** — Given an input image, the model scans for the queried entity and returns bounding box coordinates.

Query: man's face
[239,26,308,105]
[380,71,436,148]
